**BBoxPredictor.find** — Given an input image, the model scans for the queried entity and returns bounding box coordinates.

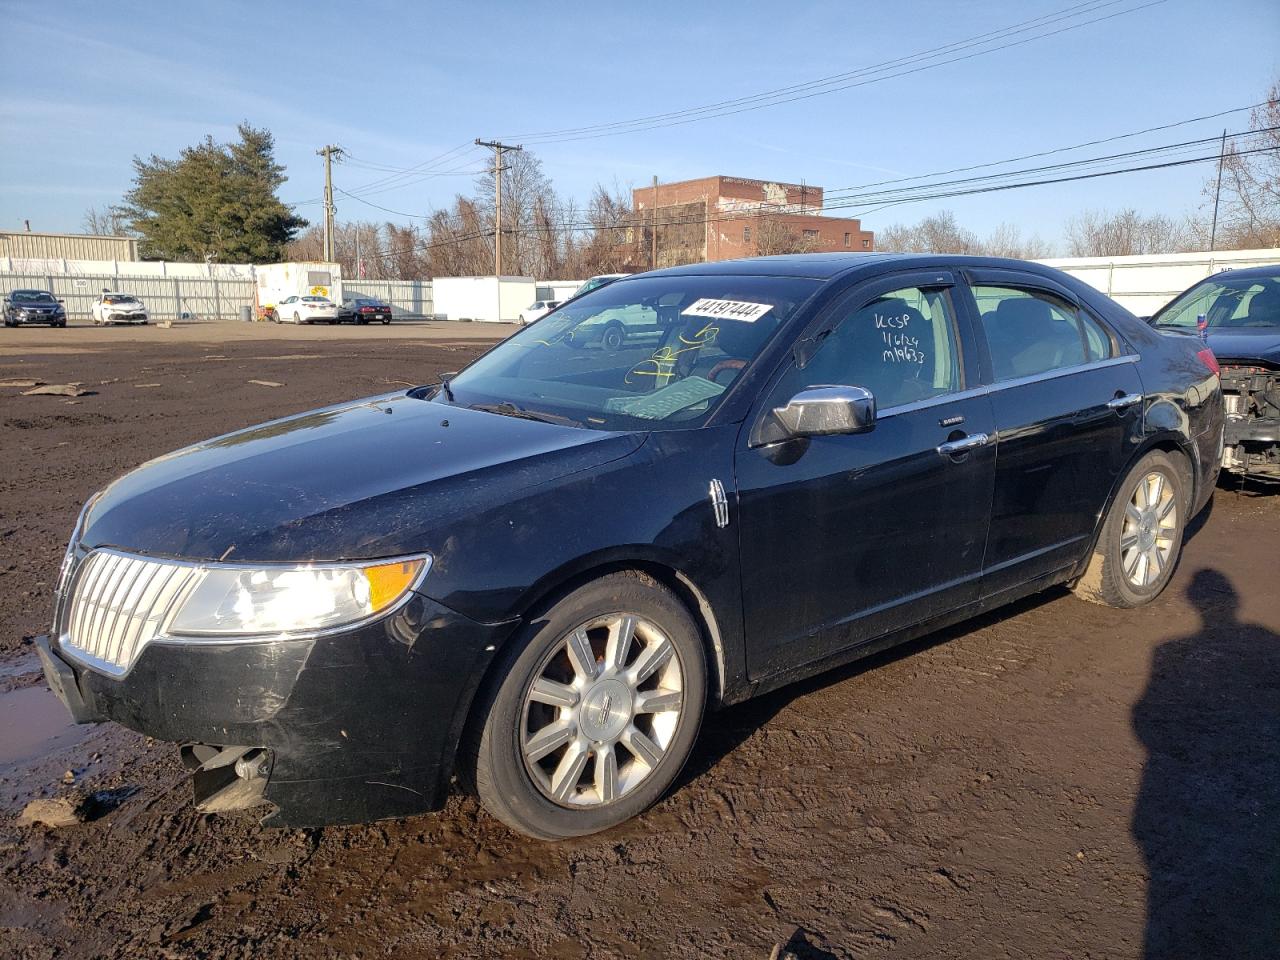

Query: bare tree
[754,217,821,256]
[81,205,131,236]
[1198,82,1280,249]
[875,211,981,254]
[982,222,1054,259]
[1064,208,1192,257]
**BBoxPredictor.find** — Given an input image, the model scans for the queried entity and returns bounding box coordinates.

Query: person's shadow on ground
[1133,568,1280,959]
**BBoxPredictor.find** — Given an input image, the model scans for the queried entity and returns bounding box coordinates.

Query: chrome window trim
[876,353,1140,422]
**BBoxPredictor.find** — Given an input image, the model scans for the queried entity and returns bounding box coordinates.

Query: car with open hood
[36,253,1222,839]
[1149,264,1280,482]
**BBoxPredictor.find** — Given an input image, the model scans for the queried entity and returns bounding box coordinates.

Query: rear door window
[973,285,1114,381]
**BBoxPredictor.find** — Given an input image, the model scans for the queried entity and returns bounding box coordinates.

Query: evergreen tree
[122,124,306,262]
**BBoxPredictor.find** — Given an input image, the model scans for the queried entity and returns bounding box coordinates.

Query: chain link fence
[0,273,436,322]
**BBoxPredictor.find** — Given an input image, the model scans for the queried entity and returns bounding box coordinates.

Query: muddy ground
[1,324,1276,960]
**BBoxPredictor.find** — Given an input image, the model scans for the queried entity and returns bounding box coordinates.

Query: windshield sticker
[681,298,773,323]
[605,376,724,420]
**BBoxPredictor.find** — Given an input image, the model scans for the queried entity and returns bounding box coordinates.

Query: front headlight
[167,555,429,637]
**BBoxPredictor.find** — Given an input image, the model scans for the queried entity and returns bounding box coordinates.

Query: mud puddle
[0,684,92,767]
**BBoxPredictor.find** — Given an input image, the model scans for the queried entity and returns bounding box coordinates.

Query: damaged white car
[91,292,149,325]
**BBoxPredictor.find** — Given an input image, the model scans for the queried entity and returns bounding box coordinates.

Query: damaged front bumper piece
[34,591,519,827]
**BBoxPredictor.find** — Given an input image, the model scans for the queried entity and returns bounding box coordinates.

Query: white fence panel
[0,272,255,321]
[343,280,434,318]
[1039,249,1280,315]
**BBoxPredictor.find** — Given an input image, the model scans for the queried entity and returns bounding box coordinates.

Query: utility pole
[650,176,658,269]
[475,139,523,276]
[317,145,344,263]
[1209,128,1227,252]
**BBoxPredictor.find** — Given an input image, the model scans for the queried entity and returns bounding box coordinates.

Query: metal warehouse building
[0,230,140,262]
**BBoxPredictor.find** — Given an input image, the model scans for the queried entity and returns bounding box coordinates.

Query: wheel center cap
[581,678,632,742]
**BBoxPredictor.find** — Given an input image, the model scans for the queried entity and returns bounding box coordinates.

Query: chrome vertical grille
[62,550,198,675]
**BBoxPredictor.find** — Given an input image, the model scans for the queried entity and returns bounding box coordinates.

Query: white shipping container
[433,276,536,323]
[255,262,343,313]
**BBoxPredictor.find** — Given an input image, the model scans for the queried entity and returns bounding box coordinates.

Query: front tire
[466,572,706,840]
[1073,450,1187,608]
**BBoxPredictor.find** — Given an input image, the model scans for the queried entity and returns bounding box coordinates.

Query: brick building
[630,175,873,267]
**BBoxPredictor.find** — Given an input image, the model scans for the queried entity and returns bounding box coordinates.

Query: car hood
[1204,328,1280,365]
[81,392,644,562]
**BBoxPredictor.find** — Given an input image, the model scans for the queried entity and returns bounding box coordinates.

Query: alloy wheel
[1121,470,1178,588]
[520,613,684,807]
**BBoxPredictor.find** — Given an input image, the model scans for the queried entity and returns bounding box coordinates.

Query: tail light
[1196,348,1219,376]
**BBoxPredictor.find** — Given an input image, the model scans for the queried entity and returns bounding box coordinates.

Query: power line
[820,101,1270,198]
[501,0,1165,143]
[350,143,1276,265]
[332,127,1274,241]
[503,0,1118,140]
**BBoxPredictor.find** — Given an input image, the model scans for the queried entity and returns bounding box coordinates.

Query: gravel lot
[1,323,1276,959]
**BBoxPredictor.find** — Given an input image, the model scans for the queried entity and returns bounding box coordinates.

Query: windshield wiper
[469,402,577,426]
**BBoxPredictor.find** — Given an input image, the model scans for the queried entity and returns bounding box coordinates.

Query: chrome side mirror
[764,385,876,443]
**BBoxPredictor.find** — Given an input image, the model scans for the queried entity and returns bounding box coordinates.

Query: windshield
[104,294,137,303]
[303,296,332,303]
[12,291,55,304]
[440,275,819,430]
[573,275,622,298]
[1153,273,1280,329]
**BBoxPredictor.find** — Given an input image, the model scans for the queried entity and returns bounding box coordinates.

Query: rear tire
[601,321,625,352]
[465,572,706,840]
[1073,450,1187,608]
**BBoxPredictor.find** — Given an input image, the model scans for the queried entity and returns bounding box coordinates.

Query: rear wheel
[382,318,390,325]
[1073,450,1187,608]
[293,312,302,324]
[601,321,625,352]
[467,572,706,839]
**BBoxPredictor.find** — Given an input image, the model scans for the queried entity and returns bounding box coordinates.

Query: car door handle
[1106,393,1143,410]
[936,433,990,457]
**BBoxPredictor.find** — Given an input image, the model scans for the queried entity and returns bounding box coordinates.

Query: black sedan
[338,297,393,325]
[1150,264,1279,482]
[36,254,1222,839]
[3,288,67,327]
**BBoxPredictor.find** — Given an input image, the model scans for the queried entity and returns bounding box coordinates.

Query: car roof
[636,252,1075,283]
[1200,264,1280,282]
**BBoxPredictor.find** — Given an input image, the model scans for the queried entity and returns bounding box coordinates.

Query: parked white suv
[273,296,340,324]
[91,293,149,325]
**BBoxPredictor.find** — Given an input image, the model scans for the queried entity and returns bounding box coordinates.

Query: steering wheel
[707,358,747,383]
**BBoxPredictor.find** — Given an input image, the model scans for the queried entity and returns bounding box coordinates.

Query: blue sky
[2,0,1276,249]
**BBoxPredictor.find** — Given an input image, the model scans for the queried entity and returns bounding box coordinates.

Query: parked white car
[273,296,340,324]
[519,300,561,325]
[91,293,149,325]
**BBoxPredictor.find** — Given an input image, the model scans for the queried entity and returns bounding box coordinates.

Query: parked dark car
[3,289,67,327]
[338,297,393,325]
[1149,264,1279,482]
[36,254,1222,839]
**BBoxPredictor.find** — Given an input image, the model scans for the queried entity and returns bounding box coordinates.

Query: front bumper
[37,592,519,826]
